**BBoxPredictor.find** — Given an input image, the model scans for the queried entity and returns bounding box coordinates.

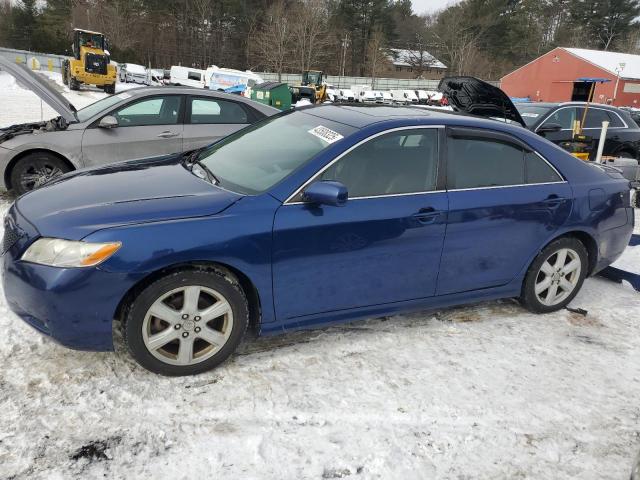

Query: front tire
[104,83,116,94]
[10,152,71,195]
[520,237,588,313]
[123,268,249,376]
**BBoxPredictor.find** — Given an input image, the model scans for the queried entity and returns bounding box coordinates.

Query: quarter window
[319,129,439,198]
[525,152,562,183]
[113,96,181,127]
[189,98,248,124]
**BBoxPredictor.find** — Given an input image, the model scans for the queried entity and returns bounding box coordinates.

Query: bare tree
[290,0,331,72]
[250,0,292,81]
[366,25,388,88]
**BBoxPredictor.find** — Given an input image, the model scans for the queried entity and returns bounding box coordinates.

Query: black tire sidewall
[124,269,249,376]
[11,153,71,195]
[521,237,588,313]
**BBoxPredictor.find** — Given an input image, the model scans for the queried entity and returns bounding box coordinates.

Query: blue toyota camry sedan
[2,103,633,375]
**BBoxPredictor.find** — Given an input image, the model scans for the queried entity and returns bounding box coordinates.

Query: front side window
[540,107,578,130]
[198,111,356,195]
[448,136,562,189]
[113,96,181,127]
[319,129,439,198]
[189,98,248,124]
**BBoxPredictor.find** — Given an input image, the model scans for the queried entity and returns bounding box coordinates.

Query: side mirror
[302,181,348,207]
[98,115,118,129]
[537,123,562,134]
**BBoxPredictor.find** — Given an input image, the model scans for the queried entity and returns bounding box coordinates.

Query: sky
[410,0,461,15]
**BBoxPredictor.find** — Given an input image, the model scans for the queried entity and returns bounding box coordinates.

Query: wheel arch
[5,149,76,190]
[536,229,598,276]
[114,260,262,332]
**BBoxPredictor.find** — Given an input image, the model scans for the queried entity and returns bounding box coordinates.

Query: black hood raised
[438,76,526,127]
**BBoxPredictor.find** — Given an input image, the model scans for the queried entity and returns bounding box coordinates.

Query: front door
[272,127,448,320]
[81,95,184,167]
[436,128,572,295]
[182,96,251,151]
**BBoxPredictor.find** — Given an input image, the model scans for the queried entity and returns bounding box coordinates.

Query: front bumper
[1,206,140,351]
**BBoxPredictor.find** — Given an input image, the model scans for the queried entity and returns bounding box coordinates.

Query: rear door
[436,127,572,295]
[81,95,184,167]
[183,96,253,151]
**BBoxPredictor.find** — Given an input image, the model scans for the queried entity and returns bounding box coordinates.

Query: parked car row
[0,59,635,377]
[325,85,446,106]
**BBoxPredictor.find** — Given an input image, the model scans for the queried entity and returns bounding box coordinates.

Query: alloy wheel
[534,248,582,306]
[20,164,64,191]
[142,286,234,366]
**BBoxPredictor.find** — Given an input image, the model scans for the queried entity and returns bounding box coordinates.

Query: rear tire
[104,83,116,94]
[10,152,71,195]
[123,268,249,376]
[520,237,588,313]
[69,74,80,91]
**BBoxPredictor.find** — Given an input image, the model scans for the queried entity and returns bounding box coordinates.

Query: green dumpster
[251,82,291,111]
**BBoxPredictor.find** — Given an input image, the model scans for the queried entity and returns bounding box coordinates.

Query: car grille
[2,217,22,255]
[85,53,108,75]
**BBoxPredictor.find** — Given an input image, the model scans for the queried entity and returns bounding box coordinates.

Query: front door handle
[412,207,442,225]
[158,131,179,138]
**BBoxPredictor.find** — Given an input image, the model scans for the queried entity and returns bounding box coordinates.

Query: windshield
[78,32,104,50]
[198,111,356,194]
[516,105,553,127]
[76,93,132,122]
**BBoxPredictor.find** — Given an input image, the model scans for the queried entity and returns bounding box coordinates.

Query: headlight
[21,238,121,268]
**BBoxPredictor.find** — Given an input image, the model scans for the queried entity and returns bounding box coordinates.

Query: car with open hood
[439,76,640,163]
[0,57,278,194]
[2,104,633,376]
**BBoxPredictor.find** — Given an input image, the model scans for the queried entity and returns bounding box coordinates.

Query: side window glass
[188,71,202,81]
[319,129,439,198]
[582,108,611,128]
[606,111,625,128]
[189,98,248,124]
[113,96,180,127]
[542,107,577,130]
[447,137,525,189]
[525,152,562,184]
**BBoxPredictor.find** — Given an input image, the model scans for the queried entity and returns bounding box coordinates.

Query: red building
[501,47,640,107]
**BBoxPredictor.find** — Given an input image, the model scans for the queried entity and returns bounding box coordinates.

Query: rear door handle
[412,207,442,224]
[542,195,566,206]
[158,131,179,138]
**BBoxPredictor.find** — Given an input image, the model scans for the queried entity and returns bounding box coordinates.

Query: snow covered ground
[0,70,142,128]
[1,72,640,479]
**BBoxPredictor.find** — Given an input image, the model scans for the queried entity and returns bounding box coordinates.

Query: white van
[390,90,409,104]
[204,66,264,97]
[355,88,377,103]
[415,90,429,104]
[380,91,393,104]
[169,66,206,88]
[338,89,355,102]
[404,90,419,103]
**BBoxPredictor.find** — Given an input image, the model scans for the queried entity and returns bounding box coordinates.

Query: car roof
[299,103,502,129]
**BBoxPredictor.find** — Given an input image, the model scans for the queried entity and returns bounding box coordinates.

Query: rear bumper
[593,207,634,274]
[2,249,138,351]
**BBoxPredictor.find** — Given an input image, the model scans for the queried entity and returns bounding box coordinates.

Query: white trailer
[169,66,206,88]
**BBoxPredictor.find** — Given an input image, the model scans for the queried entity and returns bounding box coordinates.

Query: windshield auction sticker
[308,125,344,144]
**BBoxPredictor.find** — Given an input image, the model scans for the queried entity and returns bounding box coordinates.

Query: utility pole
[613,62,626,104]
[339,34,348,88]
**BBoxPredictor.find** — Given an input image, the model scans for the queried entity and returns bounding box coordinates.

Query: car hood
[438,76,526,127]
[15,155,243,240]
[0,56,78,124]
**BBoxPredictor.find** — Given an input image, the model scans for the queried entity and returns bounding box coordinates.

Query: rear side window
[606,111,625,128]
[189,98,248,124]
[447,138,524,189]
[581,108,611,129]
[447,137,562,189]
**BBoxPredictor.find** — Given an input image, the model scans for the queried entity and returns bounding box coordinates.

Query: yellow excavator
[290,70,327,104]
[62,28,117,94]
